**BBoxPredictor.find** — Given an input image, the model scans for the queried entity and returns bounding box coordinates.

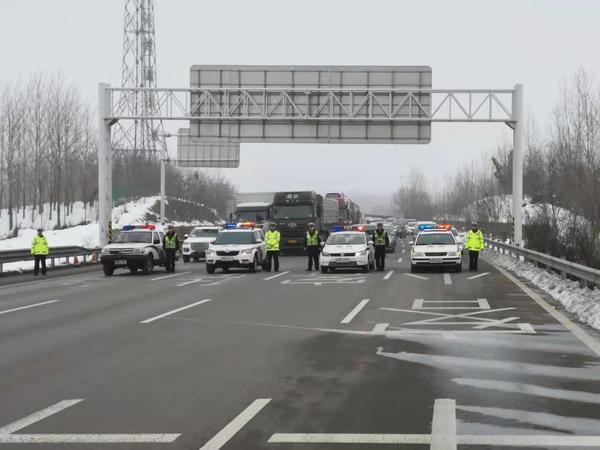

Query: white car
[100,224,166,276]
[205,227,267,273]
[182,226,222,262]
[320,231,375,273]
[406,221,417,235]
[450,227,465,252]
[410,229,462,273]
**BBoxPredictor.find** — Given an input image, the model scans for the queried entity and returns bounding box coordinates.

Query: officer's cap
[308,222,316,227]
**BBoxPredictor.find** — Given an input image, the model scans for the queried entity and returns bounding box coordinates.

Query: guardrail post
[580,279,587,289]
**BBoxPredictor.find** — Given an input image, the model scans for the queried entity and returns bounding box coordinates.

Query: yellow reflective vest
[465,229,484,252]
[305,231,319,246]
[31,235,49,255]
[265,230,281,251]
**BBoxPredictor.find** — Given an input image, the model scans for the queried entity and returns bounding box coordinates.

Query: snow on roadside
[486,250,600,331]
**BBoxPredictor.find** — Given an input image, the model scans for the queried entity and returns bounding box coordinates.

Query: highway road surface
[1,237,600,449]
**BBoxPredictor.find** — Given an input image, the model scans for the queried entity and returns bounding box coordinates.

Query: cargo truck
[272,191,338,251]
[228,192,275,224]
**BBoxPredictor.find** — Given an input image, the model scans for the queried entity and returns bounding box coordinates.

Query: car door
[254,230,266,261]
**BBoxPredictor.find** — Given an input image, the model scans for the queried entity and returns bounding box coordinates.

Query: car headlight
[322,250,330,256]
[454,250,462,256]
[240,249,253,256]
[412,251,425,257]
[356,250,367,256]
[134,247,145,253]
[182,243,191,249]
[206,249,216,256]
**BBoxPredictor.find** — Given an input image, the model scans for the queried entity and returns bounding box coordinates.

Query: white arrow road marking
[340,299,370,324]
[141,299,212,324]
[151,271,190,281]
[0,300,59,317]
[404,273,430,280]
[199,399,270,450]
[264,271,289,281]
[383,270,394,280]
[0,399,180,443]
[466,272,490,280]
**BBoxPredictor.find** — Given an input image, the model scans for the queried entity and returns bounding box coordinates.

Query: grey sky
[2,0,600,208]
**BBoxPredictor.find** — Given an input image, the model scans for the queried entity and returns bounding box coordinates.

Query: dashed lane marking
[443,273,452,285]
[140,299,212,324]
[404,273,430,280]
[397,257,403,263]
[371,323,389,334]
[383,270,394,280]
[264,271,290,281]
[151,271,190,281]
[340,299,370,324]
[430,399,457,450]
[0,300,59,317]
[199,399,270,450]
[466,272,490,280]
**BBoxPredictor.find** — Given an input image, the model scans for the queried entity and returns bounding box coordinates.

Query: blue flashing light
[331,225,343,233]
[123,225,135,231]
[225,223,237,229]
[418,224,434,230]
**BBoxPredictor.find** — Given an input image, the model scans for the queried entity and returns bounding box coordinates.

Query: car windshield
[113,231,152,244]
[190,228,219,238]
[451,229,458,236]
[408,222,417,227]
[327,234,366,245]
[272,205,313,219]
[415,233,455,245]
[213,231,255,245]
[236,209,268,222]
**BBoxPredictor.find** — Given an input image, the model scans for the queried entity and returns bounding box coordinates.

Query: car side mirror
[368,240,374,246]
[256,238,263,243]
[154,239,161,245]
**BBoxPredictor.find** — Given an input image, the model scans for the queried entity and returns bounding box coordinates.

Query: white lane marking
[372,323,389,334]
[411,299,490,310]
[264,271,290,281]
[340,299,370,324]
[268,434,430,444]
[489,261,600,357]
[402,248,405,254]
[518,323,537,333]
[397,257,403,263]
[459,435,600,446]
[199,398,270,450]
[0,434,181,443]
[443,273,452,285]
[404,273,429,280]
[383,270,394,280]
[0,272,104,291]
[473,317,519,330]
[140,299,212,324]
[466,272,490,280]
[0,300,59,317]
[0,400,82,434]
[431,399,457,450]
[151,271,190,281]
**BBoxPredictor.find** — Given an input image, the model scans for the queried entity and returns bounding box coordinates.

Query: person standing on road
[265,222,281,272]
[163,225,180,273]
[304,223,321,271]
[465,222,484,271]
[373,222,389,272]
[31,228,49,276]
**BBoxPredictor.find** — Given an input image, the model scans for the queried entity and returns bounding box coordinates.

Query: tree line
[0,73,235,233]
[393,69,600,267]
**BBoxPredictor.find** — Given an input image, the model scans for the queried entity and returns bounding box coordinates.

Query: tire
[320,266,328,274]
[411,264,417,273]
[182,255,190,263]
[206,264,216,274]
[128,266,138,274]
[248,255,257,273]
[361,265,369,273]
[141,255,154,274]
[455,264,463,273]
[261,260,268,271]
[103,263,114,276]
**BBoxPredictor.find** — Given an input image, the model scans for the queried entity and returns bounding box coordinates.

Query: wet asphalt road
[1,237,600,449]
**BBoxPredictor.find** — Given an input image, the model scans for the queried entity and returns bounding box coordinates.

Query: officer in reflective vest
[373,222,390,271]
[465,222,484,271]
[31,228,49,276]
[163,225,180,273]
[265,222,281,272]
[304,223,322,271]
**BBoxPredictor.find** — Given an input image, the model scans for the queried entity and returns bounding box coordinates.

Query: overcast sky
[2,0,600,210]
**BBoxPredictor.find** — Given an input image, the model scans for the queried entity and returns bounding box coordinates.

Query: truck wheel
[320,266,328,274]
[142,255,154,274]
[182,255,190,263]
[103,263,114,276]
[206,264,216,274]
[248,255,257,273]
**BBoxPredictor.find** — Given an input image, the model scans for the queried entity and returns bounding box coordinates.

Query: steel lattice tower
[112,0,164,154]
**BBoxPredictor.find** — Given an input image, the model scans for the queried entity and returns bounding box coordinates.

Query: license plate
[430,257,443,263]
[336,258,350,263]
[288,239,297,244]
[115,259,127,265]
[221,256,234,261]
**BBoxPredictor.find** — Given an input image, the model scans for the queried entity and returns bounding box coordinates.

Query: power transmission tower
[112,0,164,155]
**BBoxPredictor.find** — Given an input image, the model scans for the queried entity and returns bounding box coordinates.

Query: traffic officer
[304,223,321,271]
[465,222,484,271]
[31,228,49,276]
[265,222,281,272]
[163,225,180,273]
[373,222,389,271]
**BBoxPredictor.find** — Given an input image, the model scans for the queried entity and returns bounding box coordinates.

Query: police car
[320,230,375,273]
[205,222,268,274]
[181,226,222,262]
[410,228,462,273]
[100,224,166,276]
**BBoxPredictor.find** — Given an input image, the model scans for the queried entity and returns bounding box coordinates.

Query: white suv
[100,225,166,276]
[205,228,267,273]
[410,229,462,273]
[182,226,222,262]
[320,231,375,273]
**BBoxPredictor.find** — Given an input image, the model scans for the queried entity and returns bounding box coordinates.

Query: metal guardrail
[485,238,600,289]
[0,246,101,273]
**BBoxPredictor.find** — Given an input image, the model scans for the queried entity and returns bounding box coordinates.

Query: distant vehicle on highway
[320,231,375,273]
[100,224,166,276]
[181,226,222,262]
[205,224,267,273]
[406,221,418,235]
[410,229,462,273]
[383,223,397,253]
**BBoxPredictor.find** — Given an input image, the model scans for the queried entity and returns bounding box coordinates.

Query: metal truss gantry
[98,84,524,247]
